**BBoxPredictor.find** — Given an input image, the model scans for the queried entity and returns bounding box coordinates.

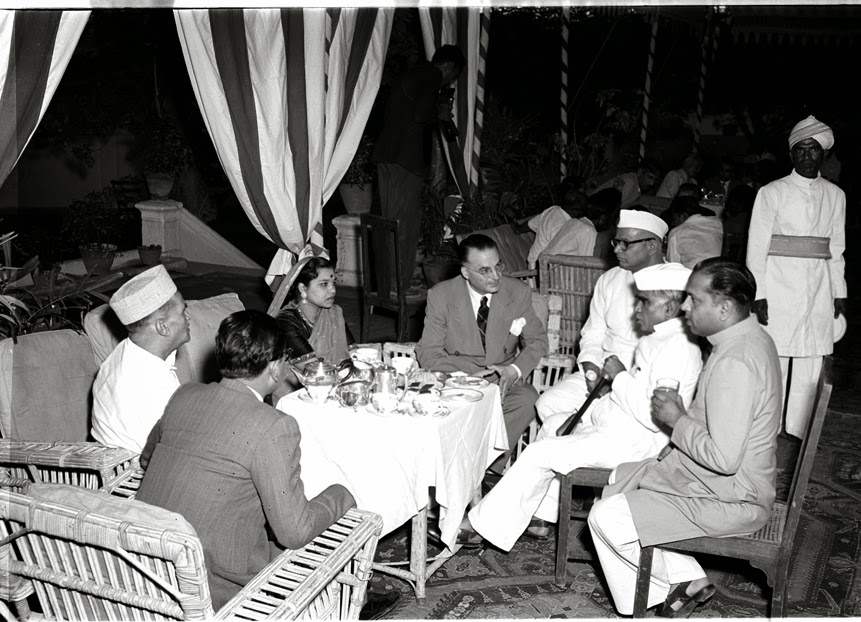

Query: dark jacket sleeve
[277,309,314,360]
[251,415,356,550]
[140,417,162,469]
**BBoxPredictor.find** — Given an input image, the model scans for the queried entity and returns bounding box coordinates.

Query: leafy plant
[420,185,458,263]
[340,135,375,188]
[144,116,193,177]
[60,186,136,253]
[0,233,119,341]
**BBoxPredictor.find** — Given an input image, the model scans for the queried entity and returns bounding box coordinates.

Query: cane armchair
[0,485,383,620]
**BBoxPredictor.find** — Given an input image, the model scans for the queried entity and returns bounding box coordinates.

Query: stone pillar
[136,200,183,255]
[333,214,362,287]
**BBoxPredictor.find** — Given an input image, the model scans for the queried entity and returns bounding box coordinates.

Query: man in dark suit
[417,234,548,473]
[137,310,357,610]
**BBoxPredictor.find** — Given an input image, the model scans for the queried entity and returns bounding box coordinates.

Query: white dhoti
[588,494,706,616]
[535,370,589,422]
[780,355,822,438]
[468,412,664,552]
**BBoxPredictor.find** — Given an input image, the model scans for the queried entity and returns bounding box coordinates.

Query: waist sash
[767,235,831,259]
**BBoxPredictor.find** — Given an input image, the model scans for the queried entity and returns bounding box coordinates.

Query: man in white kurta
[92,266,191,452]
[667,212,723,269]
[536,209,668,421]
[588,258,781,616]
[746,116,846,438]
[469,264,701,552]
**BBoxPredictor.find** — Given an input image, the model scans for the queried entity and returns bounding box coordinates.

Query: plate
[440,388,483,403]
[445,376,489,389]
[409,405,451,418]
[297,391,335,404]
[365,403,403,417]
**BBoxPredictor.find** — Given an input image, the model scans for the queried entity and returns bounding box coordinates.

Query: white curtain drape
[0,10,89,189]
[174,8,393,282]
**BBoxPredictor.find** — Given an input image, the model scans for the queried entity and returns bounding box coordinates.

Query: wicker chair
[381,342,416,365]
[0,487,383,620]
[631,358,833,618]
[538,254,610,355]
[0,440,138,493]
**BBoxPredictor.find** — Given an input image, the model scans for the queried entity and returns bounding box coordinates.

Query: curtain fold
[0,10,90,190]
[419,8,489,199]
[174,8,393,282]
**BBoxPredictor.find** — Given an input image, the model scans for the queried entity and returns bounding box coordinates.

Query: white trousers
[535,370,589,422]
[588,494,706,615]
[468,413,663,552]
[780,355,822,438]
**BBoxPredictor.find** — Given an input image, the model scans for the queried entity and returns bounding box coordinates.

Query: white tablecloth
[276,386,507,549]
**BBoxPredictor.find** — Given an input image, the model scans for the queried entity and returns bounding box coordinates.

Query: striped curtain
[419,8,489,198]
[174,8,392,281]
[0,10,89,190]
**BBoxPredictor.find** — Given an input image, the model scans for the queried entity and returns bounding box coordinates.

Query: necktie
[477,296,489,350]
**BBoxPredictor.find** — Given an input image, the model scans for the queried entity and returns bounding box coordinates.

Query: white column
[136,200,182,255]
[333,214,362,287]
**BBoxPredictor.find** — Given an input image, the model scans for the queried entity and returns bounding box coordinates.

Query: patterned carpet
[369,396,861,618]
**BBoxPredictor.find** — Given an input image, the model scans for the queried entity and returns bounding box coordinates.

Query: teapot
[289,357,339,403]
[372,365,408,402]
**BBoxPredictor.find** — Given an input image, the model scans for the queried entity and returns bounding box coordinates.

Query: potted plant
[137,244,162,266]
[338,135,375,215]
[144,116,193,200]
[420,186,461,287]
[61,186,134,275]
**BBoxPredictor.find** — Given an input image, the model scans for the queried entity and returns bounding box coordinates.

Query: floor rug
[371,406,861,618]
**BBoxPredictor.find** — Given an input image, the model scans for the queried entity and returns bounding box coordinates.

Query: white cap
[634,263,691,292]
[618,209,669,239]
[109,265,177,325]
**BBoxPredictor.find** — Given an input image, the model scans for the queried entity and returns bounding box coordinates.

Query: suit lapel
[457,279,484,356]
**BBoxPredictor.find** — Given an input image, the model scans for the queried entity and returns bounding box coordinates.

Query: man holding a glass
[467,263,701,550]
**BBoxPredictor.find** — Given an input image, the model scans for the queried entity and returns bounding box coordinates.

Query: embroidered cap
[617,209,669,239]
[633,262,691,292]
[109,265,177,325]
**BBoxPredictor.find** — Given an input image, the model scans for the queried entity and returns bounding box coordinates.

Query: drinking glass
[654,378,680,395]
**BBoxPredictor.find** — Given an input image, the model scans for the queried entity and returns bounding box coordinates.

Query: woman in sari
[276,257,354,364]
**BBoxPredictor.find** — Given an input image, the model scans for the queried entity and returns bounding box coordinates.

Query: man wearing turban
[746,116,847,438]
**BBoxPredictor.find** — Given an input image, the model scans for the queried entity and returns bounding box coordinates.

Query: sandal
[657,581,716,618]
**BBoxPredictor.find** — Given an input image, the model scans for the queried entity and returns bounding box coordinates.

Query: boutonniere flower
[510,317,527,336]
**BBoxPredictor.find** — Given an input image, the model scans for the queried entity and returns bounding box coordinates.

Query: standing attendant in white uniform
[536,209,668,422]
[746,115,847,438]
[91,265,191,452]
[467,263,701,551]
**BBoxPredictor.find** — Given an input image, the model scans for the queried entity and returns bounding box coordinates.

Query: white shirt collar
[246,386,264,402]
[126,338,178,371]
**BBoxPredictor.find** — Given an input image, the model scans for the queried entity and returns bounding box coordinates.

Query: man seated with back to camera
[137,310,402,619]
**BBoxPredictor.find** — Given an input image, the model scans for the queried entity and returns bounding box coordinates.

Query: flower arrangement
[144,116,193,178]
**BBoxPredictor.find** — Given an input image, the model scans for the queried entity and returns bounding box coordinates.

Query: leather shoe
[428,525,483,550]
[657,581,716,618]
[359,590,402,620]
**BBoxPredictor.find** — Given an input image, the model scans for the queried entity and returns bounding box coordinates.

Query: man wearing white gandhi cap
[746,115,847,438]
[91,265,191,452]
[536,208,668,422]
[468,262,701,549]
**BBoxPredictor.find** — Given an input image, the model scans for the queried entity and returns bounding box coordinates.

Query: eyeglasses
[464,262,505,278]
[610,238,652,251]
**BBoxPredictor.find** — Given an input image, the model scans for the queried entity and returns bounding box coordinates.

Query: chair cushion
[84,293,245,385]
[5,330,98,441]
[28,482,197,538]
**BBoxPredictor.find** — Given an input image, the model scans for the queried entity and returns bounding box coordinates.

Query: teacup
[390,357,416,378]
[412,391,445,416]
[371,392,400,414]
[352,347,380,365]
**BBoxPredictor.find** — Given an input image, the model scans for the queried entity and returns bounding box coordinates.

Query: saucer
[365,403,402,417]
[445,376,489,389]
[440,388,483,403]
[297,391,335,404]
